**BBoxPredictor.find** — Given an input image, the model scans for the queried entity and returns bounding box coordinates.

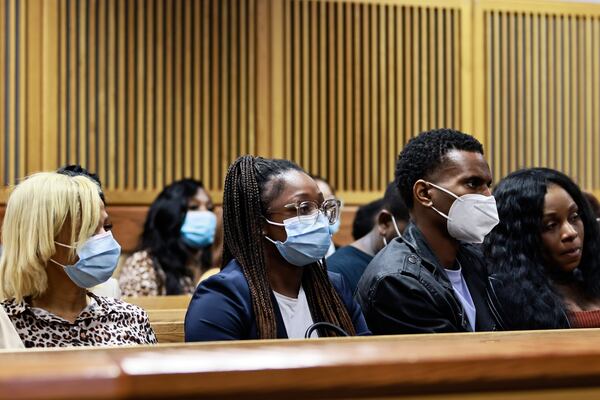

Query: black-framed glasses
[268,198,341,225]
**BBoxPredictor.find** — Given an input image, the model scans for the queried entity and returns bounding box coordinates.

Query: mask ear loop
[422,181,459,221]
[390,215,402,239]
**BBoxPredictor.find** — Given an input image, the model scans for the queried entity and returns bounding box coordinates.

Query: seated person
[352,198,385,240]
[119,179,218,296]
[312,175,341,257]
[0,172,156,347]
[185,156,369,341]
[486,168,600,329]
[356,129,498,334]
[57,164,121,299]
[327,183,409,294]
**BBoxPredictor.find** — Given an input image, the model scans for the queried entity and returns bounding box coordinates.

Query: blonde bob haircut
[0,172,102,301]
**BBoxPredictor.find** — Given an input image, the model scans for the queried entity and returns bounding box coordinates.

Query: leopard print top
[119,250,195,297]
[1,293,157,348]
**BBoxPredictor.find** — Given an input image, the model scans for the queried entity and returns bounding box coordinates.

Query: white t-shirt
[273,286,316,339]
[445,266,476,331]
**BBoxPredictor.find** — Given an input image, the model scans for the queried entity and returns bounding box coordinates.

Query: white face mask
[426,181,499,244]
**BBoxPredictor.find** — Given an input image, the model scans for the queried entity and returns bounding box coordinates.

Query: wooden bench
[123,295,191,310]
[3,329,600,399]
[146,309,187,323]
[151,321,185,343]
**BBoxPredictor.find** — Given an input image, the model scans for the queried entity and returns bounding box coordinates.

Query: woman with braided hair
[185,156,369,340]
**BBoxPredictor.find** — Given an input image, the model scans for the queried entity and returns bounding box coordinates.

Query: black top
[327,246,373,295]
[355,222,497,334]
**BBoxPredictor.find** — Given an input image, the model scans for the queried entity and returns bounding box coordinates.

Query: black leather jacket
[355,223,497,334]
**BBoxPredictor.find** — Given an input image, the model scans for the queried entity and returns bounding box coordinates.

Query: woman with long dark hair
[119,179,216,296]
[185,156,369,340]
[485,168,600,329]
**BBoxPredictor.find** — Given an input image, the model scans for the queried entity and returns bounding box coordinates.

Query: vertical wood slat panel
[345,3,353,189]
[173,0,182,181]
[88,0,97,174]
[6,1,599,205]
[78,0,87,168]
[97,0,106,184]
[370,5,378,191]
[183,0,191,179]
[585,17,593,190]
[301,1,309,174]
[592,18,600,188]
[145,0,154,188]
[547,15,555,172]
[192,0,200,182]
[107,0,116,188]
[218,0,227,184]
[18,0,26,181]
[508,12,517,172]
[388,6,396,190]
[352,3,361,191]
[0,0,6,185]
[229,0,238,173]
[493,11,500,179]
[239,0,248,171]
[201,0,210,189]
[8,0,16,185]
[539,15,547,169]
[378,5,387,189]
[362,6,370,191]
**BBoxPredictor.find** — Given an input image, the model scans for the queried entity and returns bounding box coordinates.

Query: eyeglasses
[267,198,341,225]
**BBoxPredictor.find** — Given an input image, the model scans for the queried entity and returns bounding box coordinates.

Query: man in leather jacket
[355,129,498,334]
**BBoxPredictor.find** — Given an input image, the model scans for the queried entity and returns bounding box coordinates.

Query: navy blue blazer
[185,259,370,341]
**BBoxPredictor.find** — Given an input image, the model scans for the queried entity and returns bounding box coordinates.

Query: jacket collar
[400,222,451,279]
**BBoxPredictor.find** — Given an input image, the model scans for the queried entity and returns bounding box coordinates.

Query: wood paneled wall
[1,0,600,205]
[474,1,600,187]
[47,0,258,203]
[279,1,466,194]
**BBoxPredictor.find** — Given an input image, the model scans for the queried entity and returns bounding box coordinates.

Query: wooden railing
[3,329,600,399]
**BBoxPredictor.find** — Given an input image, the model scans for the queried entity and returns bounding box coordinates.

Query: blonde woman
[0,172,157,347]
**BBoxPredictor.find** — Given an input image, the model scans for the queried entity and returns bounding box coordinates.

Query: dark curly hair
[395,129,484,209]
[484,168,600,329]
[140,179,212,295]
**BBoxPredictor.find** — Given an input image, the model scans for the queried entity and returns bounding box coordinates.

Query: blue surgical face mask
[180,210,217,248]
[265,213,332,267]
[51,231,122,288]
[328,217,341,235]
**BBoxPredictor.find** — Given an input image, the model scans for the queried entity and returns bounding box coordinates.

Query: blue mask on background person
[180,210,217,248]
[51,231,121,288]
[265,213,332,267]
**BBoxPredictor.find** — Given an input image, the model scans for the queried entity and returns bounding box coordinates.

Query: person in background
[486,168,600,329]
[0,172,156,347]
[119,179,217,296]
[352,198,385,240]
[312,175,341,257]
[185,156,369,341]
[57,164,121,298]
[328,183,409,294]
[356,129,498,334]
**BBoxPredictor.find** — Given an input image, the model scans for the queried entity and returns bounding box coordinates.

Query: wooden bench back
[123,295,191,310]
[3,330,600,399]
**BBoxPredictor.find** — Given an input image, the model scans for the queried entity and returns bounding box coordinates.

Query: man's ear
[376,210,393,237]
[413,179,433,208]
